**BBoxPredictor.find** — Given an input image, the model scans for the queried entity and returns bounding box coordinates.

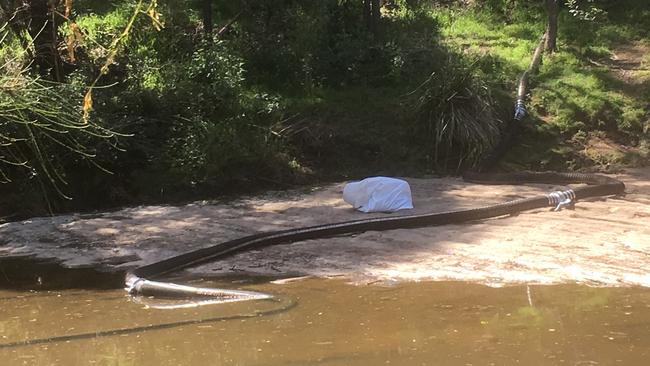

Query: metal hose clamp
[547,189,576,211]
[514,99,527,120]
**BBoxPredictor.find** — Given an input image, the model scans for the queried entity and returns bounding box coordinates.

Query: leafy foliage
[443,0,649,171]
[565,0,606,21]
[0,23,120,207]
[9,0,645,217]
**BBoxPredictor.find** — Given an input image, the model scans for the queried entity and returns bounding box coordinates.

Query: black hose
[126,171,624,299]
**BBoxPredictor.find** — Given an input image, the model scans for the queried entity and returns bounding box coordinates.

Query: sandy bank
[1,169,649,287]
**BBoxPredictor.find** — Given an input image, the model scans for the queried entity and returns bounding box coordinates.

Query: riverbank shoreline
[1,168,649,288]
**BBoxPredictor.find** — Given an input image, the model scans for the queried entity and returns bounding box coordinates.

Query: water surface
[1,278,649,365]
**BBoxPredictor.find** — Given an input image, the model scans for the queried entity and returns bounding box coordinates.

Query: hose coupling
[514,99,527,120]
[547,189,576,211]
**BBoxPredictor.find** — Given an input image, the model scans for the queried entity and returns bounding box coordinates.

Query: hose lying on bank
[126,171,625,301]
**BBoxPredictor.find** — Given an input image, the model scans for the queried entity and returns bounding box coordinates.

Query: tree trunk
[202,0,213,39]
[370,0,380,33]
[363,0,380,33]
[363,0,371,30]
[544,0,559,53]
[27,0,63,81]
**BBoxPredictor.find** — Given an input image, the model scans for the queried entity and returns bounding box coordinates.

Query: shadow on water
[0,257,124,291]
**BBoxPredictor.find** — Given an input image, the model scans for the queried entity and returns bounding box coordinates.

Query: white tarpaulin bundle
[342,177,413,213]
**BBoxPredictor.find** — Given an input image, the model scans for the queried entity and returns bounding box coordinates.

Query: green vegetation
[439,0,649,170]
[0,0,648,218]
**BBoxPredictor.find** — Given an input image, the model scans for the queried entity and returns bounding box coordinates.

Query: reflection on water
[1,278,650,365]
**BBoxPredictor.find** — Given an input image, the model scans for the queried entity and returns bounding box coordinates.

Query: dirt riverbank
[1,169,649,287]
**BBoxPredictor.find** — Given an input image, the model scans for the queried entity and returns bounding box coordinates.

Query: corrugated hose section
[126,171,624,301]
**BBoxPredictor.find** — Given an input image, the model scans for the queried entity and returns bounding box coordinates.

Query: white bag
[342,177,413,213]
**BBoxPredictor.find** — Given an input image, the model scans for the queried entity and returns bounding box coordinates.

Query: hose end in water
[125,272,144,294]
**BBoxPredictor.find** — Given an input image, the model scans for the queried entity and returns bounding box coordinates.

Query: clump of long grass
[407,55,502,171]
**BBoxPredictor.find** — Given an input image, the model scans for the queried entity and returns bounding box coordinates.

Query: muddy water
[1,278,650,365]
